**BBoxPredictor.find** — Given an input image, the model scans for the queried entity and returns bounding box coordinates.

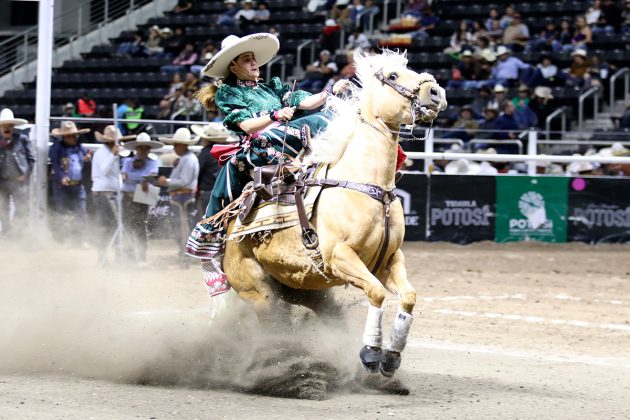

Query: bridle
[360,68,437,141]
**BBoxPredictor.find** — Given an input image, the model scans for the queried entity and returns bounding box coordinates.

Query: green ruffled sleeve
[215,85,252,133]
[267,77,311,108]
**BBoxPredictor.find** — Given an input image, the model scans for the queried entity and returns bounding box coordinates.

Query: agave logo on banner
[394,188,420,226]
[511,191,553,234]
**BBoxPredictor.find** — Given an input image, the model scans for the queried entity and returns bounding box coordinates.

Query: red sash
[210,144,240,166]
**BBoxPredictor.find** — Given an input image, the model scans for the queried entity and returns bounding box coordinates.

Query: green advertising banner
[495,176,569,243]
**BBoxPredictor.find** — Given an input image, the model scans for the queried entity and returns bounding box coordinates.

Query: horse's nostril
[430,88,439,96]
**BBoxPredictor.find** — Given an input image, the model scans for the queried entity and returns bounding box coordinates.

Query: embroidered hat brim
[202,33,280,79]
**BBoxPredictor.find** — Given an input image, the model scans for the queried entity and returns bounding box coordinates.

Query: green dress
[186,77,331,258]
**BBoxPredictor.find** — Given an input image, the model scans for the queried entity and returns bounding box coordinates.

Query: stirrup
[201,257,231,297]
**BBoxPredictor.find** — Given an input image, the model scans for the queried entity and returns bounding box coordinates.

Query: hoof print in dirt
[359,372,410,396]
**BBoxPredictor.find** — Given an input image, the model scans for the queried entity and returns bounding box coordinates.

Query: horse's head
[355,50,447,127]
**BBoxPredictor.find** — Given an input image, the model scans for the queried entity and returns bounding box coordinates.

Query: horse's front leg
[329,243,387,373]
[380,249,416,377]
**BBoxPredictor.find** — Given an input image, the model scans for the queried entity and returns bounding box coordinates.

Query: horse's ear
[402,49,408,59]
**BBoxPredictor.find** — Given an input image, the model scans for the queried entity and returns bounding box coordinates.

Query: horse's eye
[388,73,398,81]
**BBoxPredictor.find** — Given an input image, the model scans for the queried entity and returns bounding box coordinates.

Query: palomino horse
[223,50,447,378]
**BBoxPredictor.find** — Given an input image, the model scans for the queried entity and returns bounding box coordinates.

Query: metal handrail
[296,40,315,71]
[382,0,405,31]
[266,56,286,81]
[356,9,377,35]
[538,139,630,146]
[469,139,524,154]
[545,107,566,139]
[578,86,599,133]
[609,67,629,111]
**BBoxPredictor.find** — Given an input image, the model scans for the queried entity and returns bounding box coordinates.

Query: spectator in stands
[558,18,573,48]
[146,26,165,56]
[601,0,622,33]
[0,109,33,236]
[234,0,256,25]
[190,124,234,219]
[485,8,500,32]
[116,31,147,58]
[410,6,439,40]
[444,20,474,57]
[182,71,200,93]
[161,42,199,73]
[588,52,614,88]
[511,85,538,128]
[62,102,76,119]
[346,28,370,51]
[123,99,145,135]
[499,4,515,30]
[475,105,500,143]
[218,0,240,27]
[599,143,630,176]
[564,49,592,87]
[173,0,193,14]
[502,12,529,52]
[585,0,602,26]
[254,1,270,21]
[175,89,203,121]
[491,45,530,87]
[348,0,364,27]
[49,121,92,243]
[444,105,479,143]
[527,22,560,53]
[563,15,592,53]
[529,86,554,130]
[488,83,507,109]
[121,132,164,265]
[157,128,200,267]
[524,55,562,87]
[77,92,97,117]
[448,50,481,88]
[339,49,357,79]
[471,20,489,45]
[620,104,630,130]
[492,100,520,153]
[299,49,339,93]
[469,85,492,117]
[159,86,187,119]
[163,26,188,56]
[91,125,126,264]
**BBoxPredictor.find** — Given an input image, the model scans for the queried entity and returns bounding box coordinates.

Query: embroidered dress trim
[236,79,259,88]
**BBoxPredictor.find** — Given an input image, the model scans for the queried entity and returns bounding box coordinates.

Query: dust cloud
[0,236,399,399]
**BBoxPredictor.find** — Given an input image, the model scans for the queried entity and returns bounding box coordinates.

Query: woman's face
[230,52,260,80]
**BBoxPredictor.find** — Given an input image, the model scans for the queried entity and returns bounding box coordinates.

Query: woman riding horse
[187,33,349,296]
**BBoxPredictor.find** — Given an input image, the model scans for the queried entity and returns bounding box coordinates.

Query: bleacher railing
[609,67,629,111]
[0,0,151,79]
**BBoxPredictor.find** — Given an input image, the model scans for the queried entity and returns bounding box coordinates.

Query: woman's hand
[276,106,295,122]
[332,79,351,95]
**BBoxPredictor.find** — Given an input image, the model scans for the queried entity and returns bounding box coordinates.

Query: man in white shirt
[91,125,132,263]
[158,127,200,266]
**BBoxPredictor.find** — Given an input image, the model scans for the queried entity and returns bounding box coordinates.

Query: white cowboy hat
[201,33,279,79]
[190,123,238,143]
[598,142,630,157]
[0,108,28,126]
[480,48,496,62]
[478,161,498,175]
[571,49,588,58]
[50,120,91,137]
[445,159,481,175]
[495,45,511,56]
[493,83,506,93]
[534,86,554,100]
[566,160,595,175]
[158,127,200,145]
[94,125,134,143]
[123,132,165,150]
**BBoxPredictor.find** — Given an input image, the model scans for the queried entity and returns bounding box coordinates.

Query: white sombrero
[598,142,630,157]
[123,132,164,150]
[51,121,91,137]
[190,123,238,143]
[445,158,481,175]
[201,33,279,79]
[0,108,27,126]
[94,125,134,143]
[158,127,200,145]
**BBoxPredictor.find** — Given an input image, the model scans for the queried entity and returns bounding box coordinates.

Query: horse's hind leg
[329,243,387,373]
[380,249,416,377]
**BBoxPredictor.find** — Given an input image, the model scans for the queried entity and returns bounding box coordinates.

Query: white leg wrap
[362,305,384,347]
[388,310,414,352]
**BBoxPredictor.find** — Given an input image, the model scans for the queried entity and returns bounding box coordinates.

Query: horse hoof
[379,350,401,378]
[359,345,382,374]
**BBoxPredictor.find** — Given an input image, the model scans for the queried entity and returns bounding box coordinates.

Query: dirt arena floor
[1,237,629,419]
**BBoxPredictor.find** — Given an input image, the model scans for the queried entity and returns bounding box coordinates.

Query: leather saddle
[239,163,320,222]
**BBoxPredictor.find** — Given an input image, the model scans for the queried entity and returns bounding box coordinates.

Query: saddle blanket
[229,164,328,240]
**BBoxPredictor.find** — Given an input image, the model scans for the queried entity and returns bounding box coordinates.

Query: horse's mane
[309,50,426,164]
